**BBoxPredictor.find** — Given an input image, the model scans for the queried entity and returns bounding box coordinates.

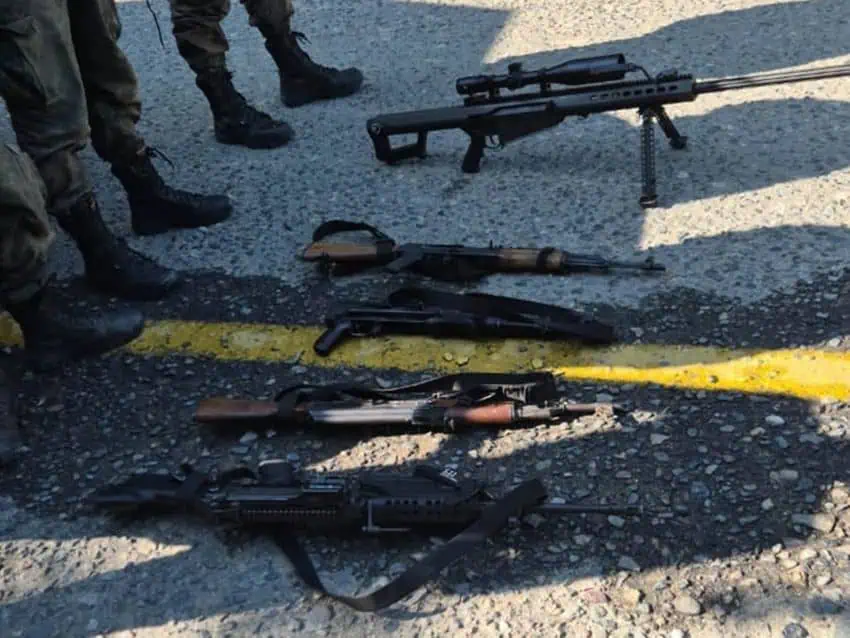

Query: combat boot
[4,283,145,373]
[195,67,294,149]
[56,192,182,301]
[111,147,233,236]
[0,367,20,466]
[265,30,363,108]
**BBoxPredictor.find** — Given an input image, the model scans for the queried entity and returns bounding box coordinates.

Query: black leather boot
[4,285,145,373]
[56,192,182,301]
[111,147,233,236]
[0,366,20,466]
[265,30,363,108]
[195,67,295,149]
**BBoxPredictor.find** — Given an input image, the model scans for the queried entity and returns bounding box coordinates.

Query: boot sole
[132,208,234,236]
[215,130,294,150]
[282,77,364,108]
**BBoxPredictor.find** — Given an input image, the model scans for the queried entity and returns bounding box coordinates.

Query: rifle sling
[272,371,559,420]
[309,219,492,281]
[311,219,398,276]
[269,479,547,611]
[156,465,548,612]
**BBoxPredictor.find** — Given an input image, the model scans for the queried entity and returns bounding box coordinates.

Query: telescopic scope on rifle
[455,54,633,96]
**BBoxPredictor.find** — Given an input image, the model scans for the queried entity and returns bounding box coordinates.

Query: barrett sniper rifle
[313,286,617,356]
[365,54,850,207]
[302,219,665,281]
[195,371,623,429]
[89,460,642,611]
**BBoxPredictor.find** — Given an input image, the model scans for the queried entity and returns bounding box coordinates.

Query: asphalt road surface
[2,1,850,637]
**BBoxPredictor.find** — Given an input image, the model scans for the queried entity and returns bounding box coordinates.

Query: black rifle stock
[88,460,644,611]
[312,287,617,357]
[366,55,850,207]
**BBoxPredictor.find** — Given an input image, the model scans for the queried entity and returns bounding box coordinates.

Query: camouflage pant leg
[240,0,294,37]
[0,0,93,213]
[167,0,295,71]
[0,144,55,304]
[168,0,232,72]
[67,0,145,164]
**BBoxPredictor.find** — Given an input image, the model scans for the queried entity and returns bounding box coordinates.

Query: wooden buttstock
[195,398,280,424]
[301,242,385,262]
[496,248,563,272]
[447,403,515,426]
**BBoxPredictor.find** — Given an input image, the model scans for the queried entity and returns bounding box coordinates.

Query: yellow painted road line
[0,317,847,401]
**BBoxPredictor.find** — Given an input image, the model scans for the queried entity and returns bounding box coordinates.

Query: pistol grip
[314,320,353,356]
[461,135,485,173]
[367,120,428,165]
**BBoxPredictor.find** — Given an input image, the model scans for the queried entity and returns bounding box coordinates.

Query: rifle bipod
[637,105,688,208]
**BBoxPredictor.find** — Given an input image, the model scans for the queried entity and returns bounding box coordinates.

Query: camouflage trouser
[168,0,294,72]
[0,0,92,213]
[69,0,147,164]
[0,144,54,304]
[0,0,145,215]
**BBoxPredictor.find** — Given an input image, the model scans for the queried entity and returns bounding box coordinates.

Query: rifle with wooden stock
[301,220,665,281]
[195,371,623,430]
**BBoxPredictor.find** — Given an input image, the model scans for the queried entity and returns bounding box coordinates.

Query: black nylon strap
[270,478,547,611]
[312,219,394,243]
[386,286,616,344]
[308,220,492,282]
[310,220,397,274]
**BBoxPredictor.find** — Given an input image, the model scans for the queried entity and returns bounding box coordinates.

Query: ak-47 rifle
[313,286,617,356]
[89,460,643,611]
[301,219,665,281]
[195,371,623,429]
[365,54,850,207]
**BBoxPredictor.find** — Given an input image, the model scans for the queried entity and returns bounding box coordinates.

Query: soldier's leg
[168,0,294,149]
[66,0,233,236]
[242,0,362,108]
[0,0,180,301]
[0,145,145,437]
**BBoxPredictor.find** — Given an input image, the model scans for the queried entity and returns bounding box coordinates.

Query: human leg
[0,144,146,461]
[168,0,294,149]
[242,0,363,108]
[67,0,233,236]
[0,0,180,300]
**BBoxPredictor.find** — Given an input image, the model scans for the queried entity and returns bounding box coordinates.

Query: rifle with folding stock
[89,460,642,611]
[313,287,617,356]
[301,219,666,281]
[195,371,623,429]
[365,54,850,207]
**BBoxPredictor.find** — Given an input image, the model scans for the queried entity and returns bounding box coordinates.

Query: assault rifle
[365,54,850,207]
[314,286,617,356]
[89,460,642,611]
[301,219,665,281]
[195,371,623,429]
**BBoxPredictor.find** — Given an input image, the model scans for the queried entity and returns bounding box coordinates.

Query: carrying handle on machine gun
[367,119,429,164]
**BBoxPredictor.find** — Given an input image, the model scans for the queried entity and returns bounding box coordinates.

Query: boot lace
[214,70,281,126]
[291,31,339,76]
[137,147,209,206]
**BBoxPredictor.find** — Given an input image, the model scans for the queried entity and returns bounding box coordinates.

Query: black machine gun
[313,286,617,356]
[89,460,642,611]
[365,54,850,207]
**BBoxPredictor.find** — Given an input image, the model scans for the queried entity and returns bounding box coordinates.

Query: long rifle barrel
[695,63,850,95]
